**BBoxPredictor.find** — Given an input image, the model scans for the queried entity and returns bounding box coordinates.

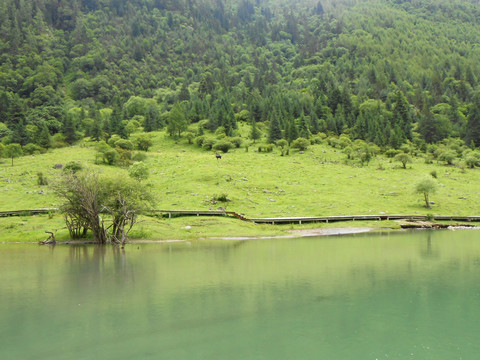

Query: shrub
[438,149,457,165]
[194,135,206,147]
[103,149,119,165]
[185,131,195,144]
[430,170,437,179]
[115,139,135,151]
[213,140,234,153]
[213,193,230,202]
[202,138,216,150]
[23,143,44,155]
[276,139,288,149]
[385,149,401,158]
[37,172,48,185]
[132,134,153,151]
[230,137,243,148]
[291,137,310,151]
[258,144,273,152]
[464,151,480,168]
[107,135,121,147]
[132,152,148,162]
[51,133,67,148]
[116,148,133,166]
[128,162,149,182]
[63,161,83,174]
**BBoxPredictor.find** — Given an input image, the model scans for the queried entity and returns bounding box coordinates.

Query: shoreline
[1,222,479,245]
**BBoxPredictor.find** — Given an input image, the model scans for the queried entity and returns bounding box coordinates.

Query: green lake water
[1,230,480,360]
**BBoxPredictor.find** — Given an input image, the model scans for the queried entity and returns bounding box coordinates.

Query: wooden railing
[2,208,480,225]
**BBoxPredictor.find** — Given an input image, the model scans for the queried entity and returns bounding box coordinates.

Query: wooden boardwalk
[250,214,480,224]
[0,208,58,217]
[2,208,480,225]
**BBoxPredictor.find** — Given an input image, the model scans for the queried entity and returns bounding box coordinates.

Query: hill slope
[1,0,480,151]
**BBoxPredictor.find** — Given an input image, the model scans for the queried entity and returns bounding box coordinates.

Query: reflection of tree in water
[420,232,439,259]
[67,245,135,294]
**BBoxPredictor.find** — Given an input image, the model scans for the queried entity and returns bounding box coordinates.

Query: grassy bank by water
[1,131,479,242]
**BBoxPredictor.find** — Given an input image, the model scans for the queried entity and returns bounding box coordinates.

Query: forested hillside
[1,0,480,153]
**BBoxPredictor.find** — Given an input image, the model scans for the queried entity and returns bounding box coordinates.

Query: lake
[1,229,480,359]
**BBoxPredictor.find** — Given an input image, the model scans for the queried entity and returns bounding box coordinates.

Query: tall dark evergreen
[466,92,480,147]
[268,111,282,143]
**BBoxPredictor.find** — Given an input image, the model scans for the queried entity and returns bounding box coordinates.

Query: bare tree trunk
[424,193,430,208]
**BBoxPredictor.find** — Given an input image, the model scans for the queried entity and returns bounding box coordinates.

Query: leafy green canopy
[1,0,480,149]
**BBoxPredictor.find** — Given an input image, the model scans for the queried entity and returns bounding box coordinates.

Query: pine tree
[178,82,190,102]
[11,118,28,145]
[90,112,103,141]
[285,117,298,144]
[63,113,77,144]
[37,124,51,148]
[250,119,261,143]
[144,105,159,132]
[268,111,282,143]
[392,90,412,141]
[466,92,480,147]
[298,113,311,139]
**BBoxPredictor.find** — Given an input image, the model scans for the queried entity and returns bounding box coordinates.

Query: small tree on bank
[3,143,23,166]
[54,169,154,244]
[394,153,412,169]
[415,178,437,209]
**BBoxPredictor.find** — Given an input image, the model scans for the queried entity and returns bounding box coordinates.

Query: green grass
[1,131,480,242]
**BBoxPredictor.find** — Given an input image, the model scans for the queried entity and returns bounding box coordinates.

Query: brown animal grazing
[215,153,222,160]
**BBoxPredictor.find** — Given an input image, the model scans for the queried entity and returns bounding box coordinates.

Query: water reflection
[1,230,480,360]
[66,245,134,292]
[420,232,440,259]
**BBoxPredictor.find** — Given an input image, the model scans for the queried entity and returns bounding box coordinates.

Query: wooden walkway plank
[1,208,480,225]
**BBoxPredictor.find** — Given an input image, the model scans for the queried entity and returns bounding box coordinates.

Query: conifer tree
[250,119,261,143]
[268,111,282,143]
[285,117,298,144]
[37,124,51,148]
[298,113,311,139]
[466,92,480,147]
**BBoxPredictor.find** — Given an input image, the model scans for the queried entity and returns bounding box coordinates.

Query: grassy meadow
[1,129,479,242]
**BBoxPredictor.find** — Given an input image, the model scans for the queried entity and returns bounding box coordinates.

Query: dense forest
[1,0,480,155]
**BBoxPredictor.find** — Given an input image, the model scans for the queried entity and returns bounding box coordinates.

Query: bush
[291,137,310,151]
[37,172,48,185]
[132,152,148,162]
[213,140,234,153]
[438,149,457,165]
[215,126,226,137]
[464,151,480,168]
[128,162,149,182]
[385,149,401,158]
[23,143,44,155]
[133,135,152,151]
[213,193,230,202]
[230,137,243,148]
[276,139,288,149]
[202,138,216,150]
[63,161,83,174]
[103,149,119,165]
[258,144,273,152]
[107,135,121,147]
[185,131,195,144]
[194,135,206,147]
[115,139,135,151]
[51,133,67,148]
[310,136,323,145]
